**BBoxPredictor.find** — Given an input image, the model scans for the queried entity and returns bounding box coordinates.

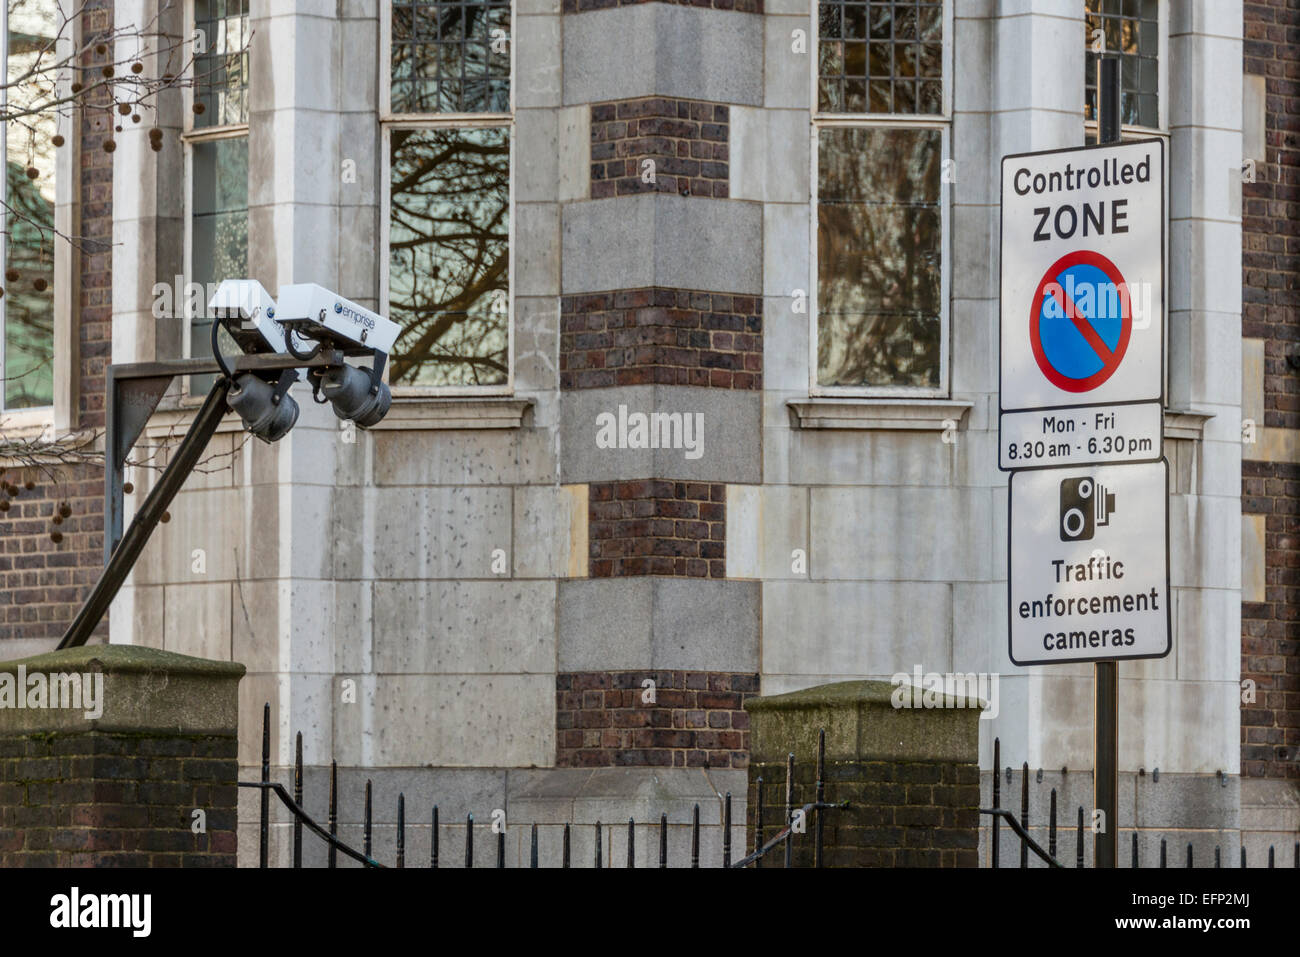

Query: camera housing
[203,278,397,437]
[205,279,287,355]
[273,283,401,354]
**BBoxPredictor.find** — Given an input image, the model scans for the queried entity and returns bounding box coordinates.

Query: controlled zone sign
[999,139,1164,471]
[1008,458,1170,665]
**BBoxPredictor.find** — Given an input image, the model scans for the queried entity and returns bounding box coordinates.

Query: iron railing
[239,703,846,868]
[984,737,1300,868]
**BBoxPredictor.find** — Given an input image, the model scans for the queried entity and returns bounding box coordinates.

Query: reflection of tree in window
[193,0,249,127]
[4,0,58,409]
[189,138,247,392]
[4,160,54,407]
[388,127,508,387]
[391,0,510,115]
[1083,0,1158,129]
[818,127,941,389]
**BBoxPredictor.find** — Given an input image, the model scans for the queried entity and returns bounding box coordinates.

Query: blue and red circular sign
[1029,250,1132,393]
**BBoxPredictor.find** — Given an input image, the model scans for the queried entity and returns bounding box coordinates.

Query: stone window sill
[370,396,534,430]
[787,398,975,431]
[149,394,535,435]
[1164,408,1214,441]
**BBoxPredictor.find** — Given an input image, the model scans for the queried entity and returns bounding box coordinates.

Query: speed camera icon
[1059,476,1117,542]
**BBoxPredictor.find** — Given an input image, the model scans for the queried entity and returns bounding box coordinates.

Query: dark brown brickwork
[556,670,757,768]
[0,1,112,646]
[591,98,729,199]
[79,0,114,432]
[564,0,763,16]
[589,480,725,578]
[0,731,238,866]
[747,757,980,867]
[0,475,107,642]
[561,288,761,390]
[1242,1,1300,780]
[1240,459,1300,780]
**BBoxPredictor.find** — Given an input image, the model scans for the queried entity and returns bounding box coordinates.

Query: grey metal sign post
[1000,54,1169,867]
[1093,52,1121,872]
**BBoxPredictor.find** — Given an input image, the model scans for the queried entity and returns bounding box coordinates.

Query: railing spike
[292,731,303,868]
[431,805,438,868]
[691,805,700,869]
[259,703,270,869]
[363,779,372,860]
[327,760,338,869]
[396,792,405,869]
[723,792,733,869]
[992,737,1001,869]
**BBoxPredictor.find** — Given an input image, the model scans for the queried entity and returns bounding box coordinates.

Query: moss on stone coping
[744,679,981,764]
[0,644,245,736]
[0,644,246,679]
[745,679,983,714]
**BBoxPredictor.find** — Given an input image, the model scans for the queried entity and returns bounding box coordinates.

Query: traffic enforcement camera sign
[1008,459,1171,665]
[999,139,1164,471]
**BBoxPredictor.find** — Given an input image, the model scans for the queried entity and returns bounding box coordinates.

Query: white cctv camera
[272,283,397,429]
[203,278,396,437]
[273,283,401,355]
[205,279,287,354]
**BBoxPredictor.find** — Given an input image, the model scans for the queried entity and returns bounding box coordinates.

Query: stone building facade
[2,0,1296,865]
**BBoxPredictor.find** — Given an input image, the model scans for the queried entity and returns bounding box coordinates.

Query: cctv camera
[204,278,397,433]
[318,364,392,429]
[273,284,400,355]
[206,279,287,355]
[227,372,300,443]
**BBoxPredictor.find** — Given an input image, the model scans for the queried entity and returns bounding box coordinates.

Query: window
[383,0,513,392]
[1084,0,1163,135]
[813,0,949,394]
[2,0,61,413]
[184,0,248,391]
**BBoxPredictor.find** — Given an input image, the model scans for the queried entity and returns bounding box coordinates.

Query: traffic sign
[999,139,1164,471]
[1008,458,1171,665]
[1030,250,1131,392]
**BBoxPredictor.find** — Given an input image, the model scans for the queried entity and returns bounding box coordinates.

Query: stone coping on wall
[0,644,245,736]
[745,679,982,766]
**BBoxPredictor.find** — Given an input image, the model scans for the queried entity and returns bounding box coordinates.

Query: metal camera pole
[1092,52,1121,870]
[57,350,345,650]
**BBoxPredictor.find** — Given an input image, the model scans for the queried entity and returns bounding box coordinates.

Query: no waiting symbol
[1029,250,1132,393]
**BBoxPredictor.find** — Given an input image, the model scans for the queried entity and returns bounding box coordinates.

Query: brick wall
[0,731,238,866]
[589,480,725,578]
[591,98,729,199]
[1241,0,1300,780]
[746,756,980,868]
[1240,460,1300,778]
[560,288,762,390]
[556,670,757,768]
[0,1,113,647]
